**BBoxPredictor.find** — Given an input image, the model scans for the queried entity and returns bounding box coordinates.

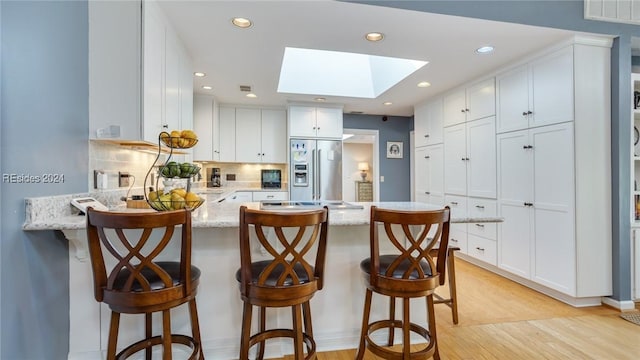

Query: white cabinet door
[497,47,573,133]
[235,108,262,163]
[443,89,467,127]
[289,106,317,137]
[164,28,181,133]
[530,46,574,128]
[415,144,444,204]
[218,106,236,162]
[496,65,530,133]
[414,102,429,148]
[466,78,495,122]
[261,109,287,163]
[497,129,533,278]
[443,124,467,195]
[467,117,496,198]
[193,95,213,160]
[316,107,343,138]
[531,123,575,294]
[143,3,165,142]
[415,98,444,147]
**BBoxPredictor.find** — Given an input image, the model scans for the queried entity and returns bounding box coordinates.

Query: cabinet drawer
[448,223,468,254]
[444,195,467,217]
[467,222,497,240]
[467,234,497,265]
[468,198,497,217]
[253,191,288,201]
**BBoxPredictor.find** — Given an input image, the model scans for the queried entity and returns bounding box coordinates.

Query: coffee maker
[208,168,221,187]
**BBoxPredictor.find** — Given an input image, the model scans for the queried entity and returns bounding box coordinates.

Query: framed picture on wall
[386,141,403,159]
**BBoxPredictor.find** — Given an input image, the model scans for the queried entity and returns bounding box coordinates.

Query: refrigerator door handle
[317,149,322,200]
[312,148,316,200]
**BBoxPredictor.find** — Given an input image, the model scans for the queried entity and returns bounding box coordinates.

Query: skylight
[277,47,428,99]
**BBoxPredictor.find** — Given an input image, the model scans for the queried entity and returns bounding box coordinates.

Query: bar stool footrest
[365,319,435,360]
[116,334,202,360]
[249,328,316,360]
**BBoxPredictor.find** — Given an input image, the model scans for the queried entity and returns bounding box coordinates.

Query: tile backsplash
[89,141,288,195]
[195,162,288,189]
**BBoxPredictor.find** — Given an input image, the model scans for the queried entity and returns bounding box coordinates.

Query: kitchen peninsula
[24,193,501,360]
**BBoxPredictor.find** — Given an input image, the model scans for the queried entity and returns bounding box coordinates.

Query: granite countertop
[23,192,503,231]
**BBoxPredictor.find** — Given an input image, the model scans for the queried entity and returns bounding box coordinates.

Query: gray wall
[1,1,88,359]
[344,114,413,201]
[349,0,640,303]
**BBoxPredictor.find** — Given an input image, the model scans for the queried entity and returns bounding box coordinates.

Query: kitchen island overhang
[24,196,502,360]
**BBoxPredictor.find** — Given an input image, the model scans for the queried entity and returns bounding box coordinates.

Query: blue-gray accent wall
[344,114,413,201]
[1,1,88,359]
[347,0,640,304]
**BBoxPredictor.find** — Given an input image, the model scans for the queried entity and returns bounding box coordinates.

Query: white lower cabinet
[252,191,288,201]
[224,191,253,203]
[497,122,576,295]
[467,235,497,265]
[447,196,497,263]
[414,144,444,206]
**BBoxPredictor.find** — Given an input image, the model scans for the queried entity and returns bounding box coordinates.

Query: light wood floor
[276,258,640,360]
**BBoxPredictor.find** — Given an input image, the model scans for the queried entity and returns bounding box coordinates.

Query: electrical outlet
[226,174,236,181]
[119,172,130,187]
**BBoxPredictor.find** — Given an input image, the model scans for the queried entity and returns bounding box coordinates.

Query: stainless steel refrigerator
[290,138,342,201]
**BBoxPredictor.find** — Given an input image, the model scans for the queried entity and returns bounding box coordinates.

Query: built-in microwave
[261,169,282,189]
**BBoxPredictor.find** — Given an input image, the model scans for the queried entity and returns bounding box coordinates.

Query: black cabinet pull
[425,155,430,159]
[527,110,533,115]
[476,247,485,252]
[522,111,528,116]
[460,109,466,113]
[475,205,485,209]
[523,145,533,149]
[524,202,533,207]
[451,238,458,243]
[425,191,430,194]
[450,201,458,205]
[424,134,430,138]
[475,224,485,228]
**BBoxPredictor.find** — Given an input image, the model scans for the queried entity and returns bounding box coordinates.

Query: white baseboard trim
[601,297,636,311]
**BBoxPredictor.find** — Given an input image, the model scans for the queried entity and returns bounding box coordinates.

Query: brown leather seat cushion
[360,255,433,279]
[235,260,313,286]
[112,261,201,292]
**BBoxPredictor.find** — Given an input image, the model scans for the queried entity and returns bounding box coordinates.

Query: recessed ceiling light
[314,97,326,102]
[202,85,212,90]
[365,32,384,42]
[246,93,257,98]
[417,81,431,88]
[194,72,206,77]
[232,17,252,28]
[383,102,393,106]
[476,45,495,54]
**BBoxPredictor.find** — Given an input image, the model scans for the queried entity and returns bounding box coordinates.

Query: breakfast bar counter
[23,193,502,360]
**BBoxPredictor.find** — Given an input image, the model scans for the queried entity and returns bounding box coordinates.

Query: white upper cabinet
[496,46,574,133]
[217,106,287,163]
[443,78,495,127]
[414,97,444,147]
[260,109,287,163]
[235,108,262,163]
[88,0,142,140]
[193,95,214,161]
[443,117,496,198]
[289,105,343,139]
[218,106,237,162]
[142,0,193,143]
[236,108,287,163]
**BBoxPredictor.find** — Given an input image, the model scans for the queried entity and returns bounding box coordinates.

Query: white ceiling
[158,0,584,117]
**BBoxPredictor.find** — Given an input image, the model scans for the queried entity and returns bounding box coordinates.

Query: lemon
[185,192,200,207]
[170,130,181,147]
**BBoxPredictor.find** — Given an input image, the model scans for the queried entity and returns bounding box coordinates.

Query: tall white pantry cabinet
[414,36,612,306]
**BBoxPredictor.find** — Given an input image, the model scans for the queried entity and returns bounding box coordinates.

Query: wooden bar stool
[430,246,460,324]
[86,208,203,360]
[236,205,329,360]
[356,206,450,360]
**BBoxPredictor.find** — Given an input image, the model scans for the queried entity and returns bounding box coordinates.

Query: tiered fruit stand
[144,131,205,211]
